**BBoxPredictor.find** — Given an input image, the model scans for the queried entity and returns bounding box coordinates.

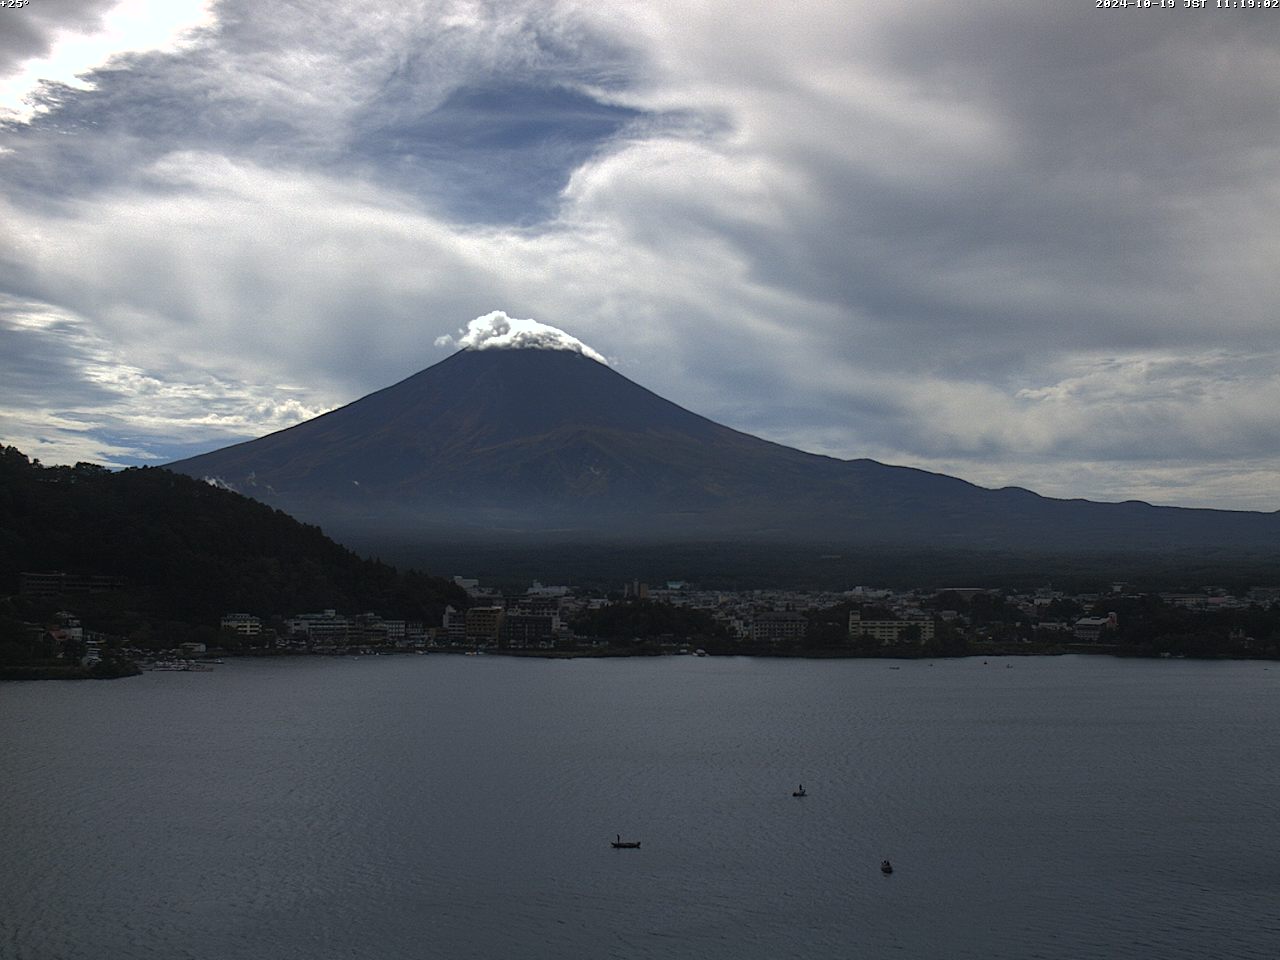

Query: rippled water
[3,654,1278,959]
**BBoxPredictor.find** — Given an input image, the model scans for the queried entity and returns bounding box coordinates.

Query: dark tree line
[572,599,727,644]
[0,446,467,650]
[1092,594,1280,657]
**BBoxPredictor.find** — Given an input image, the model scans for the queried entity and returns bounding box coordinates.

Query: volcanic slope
[167,347,1280,553]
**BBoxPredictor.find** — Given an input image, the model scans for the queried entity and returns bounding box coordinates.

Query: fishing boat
[611,834,641,849]
[792,784,807,797]
[881,860,893,874]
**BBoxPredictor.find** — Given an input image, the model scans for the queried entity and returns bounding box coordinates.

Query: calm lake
[2,654,1278,959]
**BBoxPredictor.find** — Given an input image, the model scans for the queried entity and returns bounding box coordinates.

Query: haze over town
[2,0,1278,510]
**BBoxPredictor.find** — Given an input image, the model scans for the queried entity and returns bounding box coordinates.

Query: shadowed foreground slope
[0,446,464,624]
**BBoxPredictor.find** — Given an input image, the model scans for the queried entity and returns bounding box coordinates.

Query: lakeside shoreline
[10,641,1278,681]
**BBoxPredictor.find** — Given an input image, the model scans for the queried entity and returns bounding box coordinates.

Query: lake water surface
[2,654,1278,959]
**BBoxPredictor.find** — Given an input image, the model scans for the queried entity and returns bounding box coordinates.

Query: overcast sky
[2,0,1278,510]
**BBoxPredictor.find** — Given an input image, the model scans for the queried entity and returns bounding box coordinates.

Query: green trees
[0,445,468,657]
[572,600,727,644]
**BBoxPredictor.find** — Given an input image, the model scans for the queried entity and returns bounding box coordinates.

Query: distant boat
[881,859,893,874]
[792,784,806,797]
[611,834,641,849]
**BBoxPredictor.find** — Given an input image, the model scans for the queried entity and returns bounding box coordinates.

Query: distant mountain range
[167,347,1280,556]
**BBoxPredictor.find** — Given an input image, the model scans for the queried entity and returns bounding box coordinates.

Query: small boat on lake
[792,784,807,797]
[611,834,641,849]
[881,859,893,874]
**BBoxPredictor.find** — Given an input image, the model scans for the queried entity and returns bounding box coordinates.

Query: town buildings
[848,610,935,644]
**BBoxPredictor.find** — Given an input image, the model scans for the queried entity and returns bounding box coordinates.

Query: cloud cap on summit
[436,312,609,365]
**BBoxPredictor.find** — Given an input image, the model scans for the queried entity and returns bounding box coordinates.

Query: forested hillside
[0,446,466,633]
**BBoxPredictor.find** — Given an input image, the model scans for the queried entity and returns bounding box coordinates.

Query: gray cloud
[0,0,118,76]
[0,295,329,466]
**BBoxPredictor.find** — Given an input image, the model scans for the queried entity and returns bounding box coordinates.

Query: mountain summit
[168,346,1280,553]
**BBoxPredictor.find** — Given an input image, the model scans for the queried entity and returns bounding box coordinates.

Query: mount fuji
[167,345,1280,556]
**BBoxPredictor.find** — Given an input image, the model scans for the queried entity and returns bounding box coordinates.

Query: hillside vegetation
[0,446,466,642]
